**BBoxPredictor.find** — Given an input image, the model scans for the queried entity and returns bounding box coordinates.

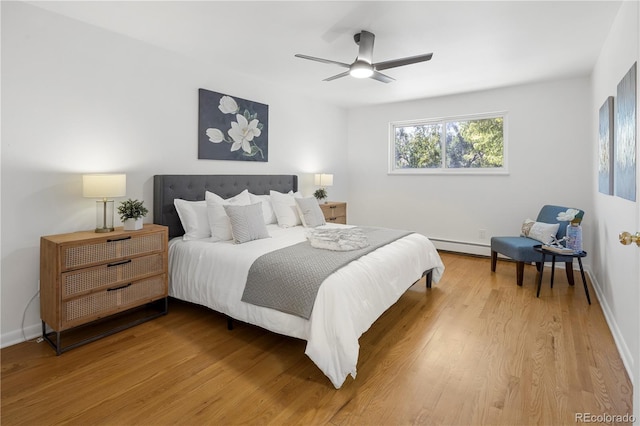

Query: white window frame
[388,111,509,175]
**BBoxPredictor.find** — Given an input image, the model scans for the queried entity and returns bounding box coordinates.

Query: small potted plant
[313,188,328,203]
[118,199,149,231]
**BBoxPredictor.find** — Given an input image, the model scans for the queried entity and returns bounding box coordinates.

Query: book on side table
[541,244,576,254]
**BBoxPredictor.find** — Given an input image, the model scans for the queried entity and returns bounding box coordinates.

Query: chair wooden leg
[516,261,524,286]
[565,262,575,286]
[491,251,497,272]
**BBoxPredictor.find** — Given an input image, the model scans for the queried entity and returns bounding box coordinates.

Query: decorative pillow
[173,199,209,241]
[270,190,303,228]
[205,189,251,241]
[521,219,559,244]
[295,197,326,228]
[249,193,277,224]
[224,203,270,244]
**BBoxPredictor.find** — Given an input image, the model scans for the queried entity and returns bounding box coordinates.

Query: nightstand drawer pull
[107,259,132,268]
[107,236,132,243]
[107,283,132,292]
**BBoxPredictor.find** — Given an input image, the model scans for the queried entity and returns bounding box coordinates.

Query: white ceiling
[28,1,622,108]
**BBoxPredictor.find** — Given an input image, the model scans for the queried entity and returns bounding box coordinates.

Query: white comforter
[168,223,444,388]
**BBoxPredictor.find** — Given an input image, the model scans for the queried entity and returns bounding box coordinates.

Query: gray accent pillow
[223,203,270,244]
[295,197,326,228]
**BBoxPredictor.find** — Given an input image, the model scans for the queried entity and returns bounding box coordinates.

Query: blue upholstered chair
[490,205,584,286]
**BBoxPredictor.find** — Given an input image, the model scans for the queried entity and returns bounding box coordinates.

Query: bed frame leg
[227,317,234,330]
[423,269,433,289]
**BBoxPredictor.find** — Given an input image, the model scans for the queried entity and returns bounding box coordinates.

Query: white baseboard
[587,272,634,386]
[1,323,41,349]
[430,238,491,256]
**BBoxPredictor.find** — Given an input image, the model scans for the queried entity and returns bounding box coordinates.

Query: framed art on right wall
[614,62,637,202]
[598,96,614,195]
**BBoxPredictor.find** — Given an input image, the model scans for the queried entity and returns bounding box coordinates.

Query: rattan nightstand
[40,224,169,354]
[319,201,347,224]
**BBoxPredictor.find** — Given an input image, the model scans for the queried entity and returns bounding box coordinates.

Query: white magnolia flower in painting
[218,96,239,114]
[556,208,580,222]
[206,128,225,143]
[228,114,262,153]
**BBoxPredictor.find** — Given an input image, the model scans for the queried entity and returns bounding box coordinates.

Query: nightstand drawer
[61,253,165,298]
[320,202,347,224]
[325,204,346,218]
[62,275,167,328]
[61,232,164,271]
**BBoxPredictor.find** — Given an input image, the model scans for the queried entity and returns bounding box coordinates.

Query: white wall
[347,78,593,258]
[0,2,348,345]
[590,0,639,417]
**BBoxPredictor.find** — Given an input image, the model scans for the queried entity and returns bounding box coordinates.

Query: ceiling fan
[295,30,433,83]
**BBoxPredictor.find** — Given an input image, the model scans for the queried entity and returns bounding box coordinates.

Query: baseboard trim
[430,238,491,257]
[587,272,634,386]
[1,324,41,349]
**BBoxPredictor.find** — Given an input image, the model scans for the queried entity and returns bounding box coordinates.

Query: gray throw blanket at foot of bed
[241,227,412,319]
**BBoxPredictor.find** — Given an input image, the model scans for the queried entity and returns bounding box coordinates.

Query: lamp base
[95,200,115,233]
[95,227,115,233]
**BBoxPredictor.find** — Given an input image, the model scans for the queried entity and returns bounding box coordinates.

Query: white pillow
[249,193,277,224]
[295,197,326,228]
[224,202,270,244]
[174,199,209,241]
[205,189,251,241]
[521,218,560,244]
[270,190,302,228]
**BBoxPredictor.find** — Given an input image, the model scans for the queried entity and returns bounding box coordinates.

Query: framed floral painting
[614,62,636,202]
[198,88,269,162]
[598,96,614,195]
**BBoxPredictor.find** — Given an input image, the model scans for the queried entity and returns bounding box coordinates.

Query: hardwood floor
[1,252,632,425]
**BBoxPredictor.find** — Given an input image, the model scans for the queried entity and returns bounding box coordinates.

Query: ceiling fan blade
[374,53,433,71]
[294,54,350,69]
[356,30,375,64]
[369,70,395,84]
[323,71,351,82]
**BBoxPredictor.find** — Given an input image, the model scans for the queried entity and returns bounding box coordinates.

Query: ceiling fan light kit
[295,30,433,83]
[349,61,374,78]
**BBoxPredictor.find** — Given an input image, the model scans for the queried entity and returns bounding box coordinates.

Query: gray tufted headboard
[153,174,298,239]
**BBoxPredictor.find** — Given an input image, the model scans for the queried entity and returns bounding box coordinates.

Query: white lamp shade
[83,174,127,198]
[314,173,334,187]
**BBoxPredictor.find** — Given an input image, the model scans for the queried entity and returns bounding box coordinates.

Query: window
[389,112,507,174]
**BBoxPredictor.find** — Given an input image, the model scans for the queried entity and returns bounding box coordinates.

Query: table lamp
[314,173,334,202]
[83,174,126,232]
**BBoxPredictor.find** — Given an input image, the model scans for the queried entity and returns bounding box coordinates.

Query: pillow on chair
[521,219,559,244]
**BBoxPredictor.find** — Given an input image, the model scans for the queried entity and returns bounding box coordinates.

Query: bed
[153,174,445,388]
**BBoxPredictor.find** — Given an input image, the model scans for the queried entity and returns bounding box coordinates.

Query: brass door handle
[619,231,640,247]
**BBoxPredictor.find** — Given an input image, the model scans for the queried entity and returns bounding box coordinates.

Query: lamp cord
[22,289,41,343]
